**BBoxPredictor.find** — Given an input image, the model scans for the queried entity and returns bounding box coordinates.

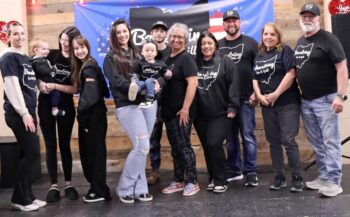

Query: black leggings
[5,113,40,205]
[38,96,75,184]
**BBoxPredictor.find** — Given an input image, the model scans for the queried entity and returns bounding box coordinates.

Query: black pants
[38,96,75,184]
[194,116,230,186]
[78,104,110,198]
[164,116,197,184]
[5,113,40,205]
[149,117,163,170]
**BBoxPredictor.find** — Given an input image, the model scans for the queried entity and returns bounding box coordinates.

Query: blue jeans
[226,101,257,175]
[301,93,342,185]
[115,101,157,197]
[137,78,155,99]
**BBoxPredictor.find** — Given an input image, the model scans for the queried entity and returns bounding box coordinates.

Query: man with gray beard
[294,3,348,197]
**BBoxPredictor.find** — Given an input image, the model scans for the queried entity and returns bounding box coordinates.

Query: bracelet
[55,84,57,90]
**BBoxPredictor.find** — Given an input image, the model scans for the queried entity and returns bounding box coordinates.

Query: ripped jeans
[115,101,157,197]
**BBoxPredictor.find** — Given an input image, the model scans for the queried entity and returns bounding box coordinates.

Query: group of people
[0,2,348,212]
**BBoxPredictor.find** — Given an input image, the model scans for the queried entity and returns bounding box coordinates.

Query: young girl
[71,35,111,202]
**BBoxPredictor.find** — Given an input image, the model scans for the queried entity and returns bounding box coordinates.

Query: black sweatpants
[194,116,230,186]
[78,103,110,198]
[38,95,75,184]
[5,113,40,205]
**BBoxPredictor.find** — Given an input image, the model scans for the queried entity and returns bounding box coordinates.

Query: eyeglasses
[170,35,185,40]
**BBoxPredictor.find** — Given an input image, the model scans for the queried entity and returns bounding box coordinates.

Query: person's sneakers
[65,186,79,200]
[135,193,153,202]
[318,183,343,197]
[128,82,139,101]
[139,97,154,108]
[290,175,304,193]
[245,174,259,187]
[83,193,105,203]
[206,180,214,191]
[46,187,60,203]
[147,170,160,185]
[182,183,200,196]
[305,177,326,190]
[162,182,185,194]
[119,195,134,204]
[213,185,228,193]
[52,109,65,116]
[269,175,287,190]
[227,173,244,182]
[12,203,39,212]
[32,199,47,207]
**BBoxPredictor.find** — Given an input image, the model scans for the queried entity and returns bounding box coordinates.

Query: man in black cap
[146,20,172,185]
[295,2,348,197]
[218,9,259,187]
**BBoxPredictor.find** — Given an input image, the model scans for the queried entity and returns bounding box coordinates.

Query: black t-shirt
[162,50,198,120]
[294,29,346,100]
[254,45,299,107]
[0,52,37,115]
[134,58,168,80]
[158,45,172,62]
[218,35,258,100]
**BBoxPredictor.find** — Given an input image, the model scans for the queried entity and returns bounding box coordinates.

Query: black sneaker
[269,175,287,190]
[139,97,154,108]
[135,193,153,202]
[65,186,79,200]
[46,187,60,203]
[245,174,259,187]
[213,185,229,193]
[83,193,105,203]
[290,175,304,193]
[119,195,134,204]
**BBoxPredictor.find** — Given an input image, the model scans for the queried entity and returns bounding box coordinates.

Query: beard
[225,26,239,37]
[299,20,319,33]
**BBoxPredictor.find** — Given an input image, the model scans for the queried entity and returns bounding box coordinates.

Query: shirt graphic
[54,63,71,82]
[140,65,163,80]
[198,63,220,90]
[254,55,277,84]
[294,43,314,69]
[221,44,244,63]
[22,64,36,91]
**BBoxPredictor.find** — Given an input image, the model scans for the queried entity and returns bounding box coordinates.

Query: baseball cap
[223,9,240,21]
[151,21,168,31]
[300,3,320,16]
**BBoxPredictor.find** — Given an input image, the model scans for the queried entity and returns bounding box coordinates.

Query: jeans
[137,78,155,99]
[301,93,342,185]
[226,101,257,175]
[262,103,301,177]
[115,101,157,197]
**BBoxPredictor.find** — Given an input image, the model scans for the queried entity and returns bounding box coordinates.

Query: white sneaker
[128,82,139,101]
[206,181,214,191]
[33,199,47,207]
[12,203,39,211]
[305,177,326,190]
[318,183,343,197]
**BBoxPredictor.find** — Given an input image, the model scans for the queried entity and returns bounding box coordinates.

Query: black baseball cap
[151,21,168,31]
[300,3,320,16]
[223,9,240,21]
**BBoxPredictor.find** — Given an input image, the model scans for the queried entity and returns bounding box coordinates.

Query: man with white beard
[294,3,348,197]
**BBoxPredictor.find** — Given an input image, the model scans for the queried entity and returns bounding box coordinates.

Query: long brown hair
[258,23,283,56]
[109,19,138,76]
[71,35,91,86]
[7,21,24,47]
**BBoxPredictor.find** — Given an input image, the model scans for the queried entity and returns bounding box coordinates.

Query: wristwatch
[336,93,348,101]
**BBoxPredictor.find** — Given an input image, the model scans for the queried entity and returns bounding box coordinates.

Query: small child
[30,38,65,116]
[128,39,172,108]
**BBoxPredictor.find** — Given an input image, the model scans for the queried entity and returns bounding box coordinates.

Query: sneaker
[46,187,60,203]
[32,199,47,207]
[305,177,327,190]
[182,183,200,196]
[206,180,214,191]
[135,193,153,202]
[147,170,160,185]
[162,182,185,194]
[12,203,39,212]
[227,173,244,182]
[139,98,154,108]
[83,193,105,203]
[128,82,139,101]
[269,175,287,190]
[318,183,343,197]
[290,175,304,193]
[119,195,134,204]
[65,186,79,200]
[213,185,228,193]
[245,174,259,187]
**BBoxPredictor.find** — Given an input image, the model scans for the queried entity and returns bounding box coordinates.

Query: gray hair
[166,23,190,45]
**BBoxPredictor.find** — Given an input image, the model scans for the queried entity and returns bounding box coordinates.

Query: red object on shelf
[329,0,350,15]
